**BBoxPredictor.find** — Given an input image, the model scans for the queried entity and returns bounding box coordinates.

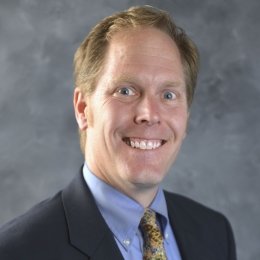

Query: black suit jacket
[0,168,236,260]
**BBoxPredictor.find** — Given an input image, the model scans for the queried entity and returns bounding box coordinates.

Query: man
[0,5,236,260]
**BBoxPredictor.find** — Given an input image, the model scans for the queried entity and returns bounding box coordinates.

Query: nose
[134,95,161,125]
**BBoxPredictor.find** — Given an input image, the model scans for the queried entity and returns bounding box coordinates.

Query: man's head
[74,5,199,153]
[73,6,199,204]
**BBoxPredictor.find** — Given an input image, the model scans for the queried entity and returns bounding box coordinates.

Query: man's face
[82,27,189,197]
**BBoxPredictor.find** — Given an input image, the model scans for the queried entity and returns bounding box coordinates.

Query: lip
[122,137,166,150]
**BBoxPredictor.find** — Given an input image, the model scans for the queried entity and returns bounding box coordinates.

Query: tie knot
[140,208,157,228]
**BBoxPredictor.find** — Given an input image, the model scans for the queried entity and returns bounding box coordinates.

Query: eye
[117,87,135,96]
[163,91,177,100]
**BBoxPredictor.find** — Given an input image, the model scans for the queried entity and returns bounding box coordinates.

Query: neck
[84,160,159,208]
[116,184,159,208]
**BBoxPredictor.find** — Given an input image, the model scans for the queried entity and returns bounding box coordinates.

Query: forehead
[101,27,185,84]
[108,26,180,58]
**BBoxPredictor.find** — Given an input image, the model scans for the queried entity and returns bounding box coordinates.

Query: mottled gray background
[0,0,259,259]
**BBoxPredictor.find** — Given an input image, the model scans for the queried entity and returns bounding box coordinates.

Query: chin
[126,167,167,187]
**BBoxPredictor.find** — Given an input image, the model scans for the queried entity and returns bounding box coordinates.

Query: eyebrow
[161,80,184,88]
[110,75,184,89]
[110,75,139,86]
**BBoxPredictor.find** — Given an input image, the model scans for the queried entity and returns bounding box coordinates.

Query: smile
[123,137,166,150]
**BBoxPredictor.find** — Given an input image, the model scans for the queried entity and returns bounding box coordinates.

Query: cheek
[99,103,127,135]
[87,98,116,129]
[169,109,189,135]
[104,100,133,122]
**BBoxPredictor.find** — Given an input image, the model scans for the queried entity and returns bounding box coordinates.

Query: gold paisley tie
[139,208,167,260]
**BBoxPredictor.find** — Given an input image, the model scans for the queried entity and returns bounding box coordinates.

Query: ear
[74,87,88,130]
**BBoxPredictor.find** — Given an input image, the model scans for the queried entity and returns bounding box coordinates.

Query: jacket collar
[62,167,123,260]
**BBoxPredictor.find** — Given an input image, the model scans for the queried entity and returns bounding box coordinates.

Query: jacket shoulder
[164,191,237,260]
[164,191,224,218]
[0,191,70,259]
[164,190,232,228]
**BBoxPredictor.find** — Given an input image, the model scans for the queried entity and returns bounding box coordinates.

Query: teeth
[147,141,153,150]
[126,138,163,150]
[140,141,146,149]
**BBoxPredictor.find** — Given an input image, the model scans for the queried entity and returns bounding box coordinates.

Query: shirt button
[123,239,131,246]
[165,233,169,239]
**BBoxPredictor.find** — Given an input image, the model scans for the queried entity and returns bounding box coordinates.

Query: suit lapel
[165,192,221,260]
[62,168,123,260]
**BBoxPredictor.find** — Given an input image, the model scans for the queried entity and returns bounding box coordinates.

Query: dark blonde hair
[74,5,199,153]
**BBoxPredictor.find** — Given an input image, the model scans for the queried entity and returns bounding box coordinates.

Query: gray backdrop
[0,0,259,259]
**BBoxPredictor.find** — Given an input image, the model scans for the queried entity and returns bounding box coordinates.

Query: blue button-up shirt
[83,163,181,260]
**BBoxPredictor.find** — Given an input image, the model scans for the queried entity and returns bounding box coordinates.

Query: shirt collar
[83,163,170,248]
